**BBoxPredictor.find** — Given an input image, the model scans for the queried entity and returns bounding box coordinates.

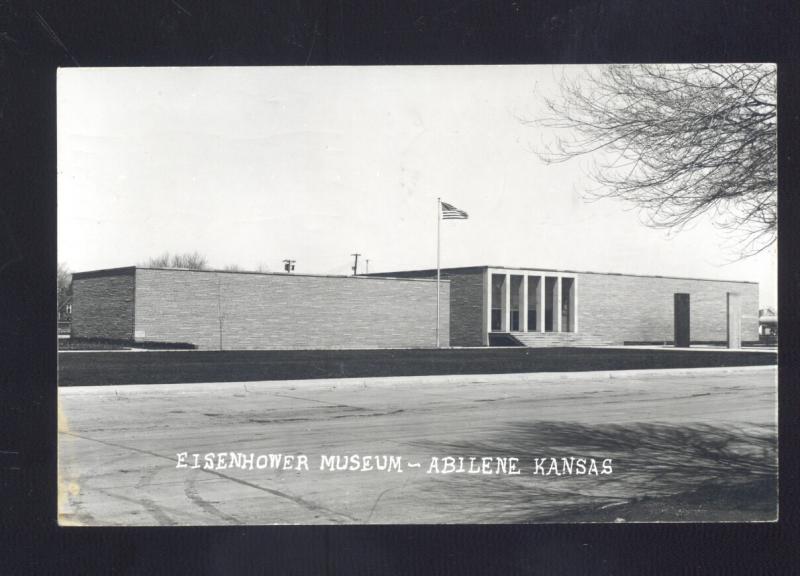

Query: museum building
[70,265,758,350]
[370,266,758,348]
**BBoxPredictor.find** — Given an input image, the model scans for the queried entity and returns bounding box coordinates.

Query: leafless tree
[171,252,208,269]
[145,251,208,270]
[145,252,171,267]
[536,64,777,257]
[57,262,72,319]
[223,264,243,272]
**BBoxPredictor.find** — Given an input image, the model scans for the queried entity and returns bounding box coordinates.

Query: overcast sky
[57,65,777,307]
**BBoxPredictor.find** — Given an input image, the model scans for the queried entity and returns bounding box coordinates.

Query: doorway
[674,293,690,347]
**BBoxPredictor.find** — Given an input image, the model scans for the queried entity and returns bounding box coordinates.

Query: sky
[57,65,777,308]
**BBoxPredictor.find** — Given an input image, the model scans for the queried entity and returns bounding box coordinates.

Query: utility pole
[217,275,223,351]
[436,197,441,348]
[365,259,370,274]
[283,259,295,273]
[351,253,361,276]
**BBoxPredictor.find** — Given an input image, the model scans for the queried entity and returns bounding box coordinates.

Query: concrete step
[508,331,615,347]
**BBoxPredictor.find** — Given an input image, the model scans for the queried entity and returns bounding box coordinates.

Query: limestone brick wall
[576,272,759,344]
[70,268,135,340]
[133,268,449,350]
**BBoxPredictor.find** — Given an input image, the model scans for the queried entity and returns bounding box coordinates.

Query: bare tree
[57,262,72,320]
[223,264,243,272]
[145,252,171,267]
[536,64,777,257]
[171,252,208,269]
[144,251,208,270]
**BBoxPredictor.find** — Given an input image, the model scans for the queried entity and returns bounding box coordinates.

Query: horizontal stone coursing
[70,265,758,349]
[368,270,484,346]
[443,270,485,346]
[134,269,449,350]
[71,272,135,340]
[576,273,758,344]
[375,268,759,346]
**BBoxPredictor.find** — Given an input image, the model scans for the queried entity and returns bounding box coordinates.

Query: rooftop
[71,264,756,285]
[368,265,758,285]
[71,266,445,284]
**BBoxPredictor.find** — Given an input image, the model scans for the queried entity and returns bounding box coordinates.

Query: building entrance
[489,270,576,335]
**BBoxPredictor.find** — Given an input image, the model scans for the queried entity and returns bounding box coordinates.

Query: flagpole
[436,196,441,348]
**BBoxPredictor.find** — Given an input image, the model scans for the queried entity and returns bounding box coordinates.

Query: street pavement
[58,366,777,525]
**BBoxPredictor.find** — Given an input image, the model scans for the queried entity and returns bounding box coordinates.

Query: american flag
[441,201,469,219]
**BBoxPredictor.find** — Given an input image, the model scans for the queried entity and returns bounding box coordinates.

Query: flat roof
[369,265,757,285]
[71,266,136,279]
[72,266,446,284]
[72,264,756,285]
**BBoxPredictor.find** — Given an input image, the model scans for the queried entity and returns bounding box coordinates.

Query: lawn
[57,347,776,386]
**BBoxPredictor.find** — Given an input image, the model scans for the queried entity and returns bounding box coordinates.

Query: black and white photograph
[56,64,777,525]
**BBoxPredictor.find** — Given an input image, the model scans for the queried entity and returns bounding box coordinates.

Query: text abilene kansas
[176,452,614,476]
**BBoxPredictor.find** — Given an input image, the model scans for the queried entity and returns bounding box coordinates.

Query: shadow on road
[416,421,777,522]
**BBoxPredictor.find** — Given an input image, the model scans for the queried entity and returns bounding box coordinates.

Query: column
[555,276,562,332]
[726,292,741,349]
[572,277,579,332]
[501,273,511,331]
[520,275,529,332]
[538,276,545,332]
[483,269,491,345]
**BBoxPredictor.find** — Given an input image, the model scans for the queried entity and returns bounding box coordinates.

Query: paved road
[58,366,777,525]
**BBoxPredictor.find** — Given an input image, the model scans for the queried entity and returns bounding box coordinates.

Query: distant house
[58,296,73,322]
[758,308,777,344]
[58,295,72,336]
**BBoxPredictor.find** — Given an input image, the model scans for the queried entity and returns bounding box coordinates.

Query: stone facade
[71,268,136,340]
[73,267,449,349]
[576,271,759,344]
[70,264,758,349]
[369,269,485,346]
[444,269,487,346]
[374,266,759,346]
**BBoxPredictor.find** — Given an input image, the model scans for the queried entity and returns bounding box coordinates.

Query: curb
[59,364,777,395]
